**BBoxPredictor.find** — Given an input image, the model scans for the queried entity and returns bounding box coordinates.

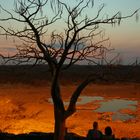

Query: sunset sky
[0,0,140,64]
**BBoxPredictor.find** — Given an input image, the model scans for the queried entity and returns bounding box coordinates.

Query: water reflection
[95,99,137,112]
[95,99,138,121]
[75,96,104,105]
[112,112,134,121]
[48,96,104,105]
[48,96,138,121]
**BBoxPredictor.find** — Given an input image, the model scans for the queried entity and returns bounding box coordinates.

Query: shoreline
[0,83,139,138]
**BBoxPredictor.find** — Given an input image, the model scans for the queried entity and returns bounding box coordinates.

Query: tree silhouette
[0,0,138,140]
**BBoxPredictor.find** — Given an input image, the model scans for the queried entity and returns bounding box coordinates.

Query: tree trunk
[54,107,66,140]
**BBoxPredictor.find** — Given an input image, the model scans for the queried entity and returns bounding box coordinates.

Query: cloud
[0,47,16,51]
[0,47,17,56]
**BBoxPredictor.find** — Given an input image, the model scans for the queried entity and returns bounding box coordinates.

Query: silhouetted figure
[87,121,103,140]
[103,126,115,140]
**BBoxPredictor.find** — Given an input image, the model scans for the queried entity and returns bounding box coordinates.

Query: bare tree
[0,0,138,140]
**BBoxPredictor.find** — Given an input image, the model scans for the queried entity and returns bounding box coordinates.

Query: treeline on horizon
[0,65,140,85]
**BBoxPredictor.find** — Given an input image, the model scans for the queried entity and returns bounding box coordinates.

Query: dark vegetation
[0,132,140,140]
[0,65,140,85]
[0,132,84,140]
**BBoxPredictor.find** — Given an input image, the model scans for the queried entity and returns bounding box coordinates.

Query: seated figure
[103,126,115,140]
[87,121,103,140]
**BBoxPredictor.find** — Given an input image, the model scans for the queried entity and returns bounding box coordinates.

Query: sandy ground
[0,83,140,138]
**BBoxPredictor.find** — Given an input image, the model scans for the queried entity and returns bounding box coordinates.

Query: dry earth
[0,83,139,138]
